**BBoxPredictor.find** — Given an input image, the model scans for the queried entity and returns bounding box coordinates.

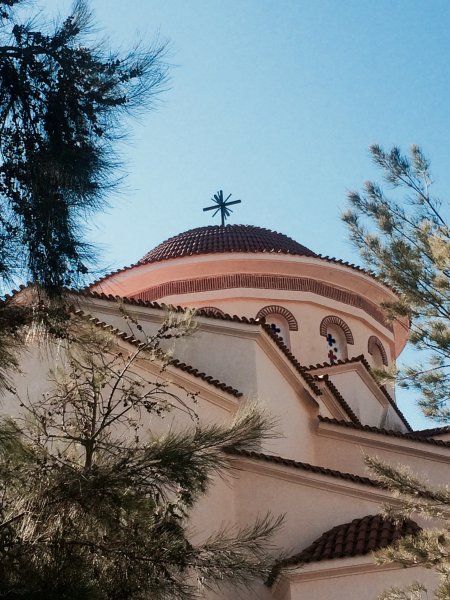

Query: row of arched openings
[200,305,389,367]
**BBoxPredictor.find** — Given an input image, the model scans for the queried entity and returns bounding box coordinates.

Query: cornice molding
[317,420,450,462]
[228,454,392,503]
[275,555,406,587]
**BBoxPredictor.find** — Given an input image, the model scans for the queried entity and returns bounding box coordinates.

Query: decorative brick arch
[368,335,388,365]
[132,273,393,332]
[320,315,354,344]
[256,305,298,331]
[198,306,226,318]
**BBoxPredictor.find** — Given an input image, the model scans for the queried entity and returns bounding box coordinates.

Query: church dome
[90,220,409,360]
[140,224,317,264]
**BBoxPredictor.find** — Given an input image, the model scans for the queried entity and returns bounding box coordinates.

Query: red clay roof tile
[87,225,396,292]
[414,425,450,437]
[313,375,361,425]
[140,225,317,263]
[268,514,420,585]
[227,448,381,488]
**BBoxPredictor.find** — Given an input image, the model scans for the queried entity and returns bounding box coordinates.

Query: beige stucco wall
[315,425,450,488]
[232,465,383,553]
[318,368,389,427]
[78,299,323,462]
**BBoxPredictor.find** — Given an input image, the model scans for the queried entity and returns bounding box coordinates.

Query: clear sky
[43,0,450,428]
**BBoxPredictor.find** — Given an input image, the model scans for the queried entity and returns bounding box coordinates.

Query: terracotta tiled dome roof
[140,225,317,264]
[268,514,419,584]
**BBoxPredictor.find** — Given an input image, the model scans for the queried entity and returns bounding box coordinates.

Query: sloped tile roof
[227,448,381,488]
[313,376,361,424]
[268,514,419,585]
[71,288,323,396]
[414,424,450,437]
[3,286,323,397]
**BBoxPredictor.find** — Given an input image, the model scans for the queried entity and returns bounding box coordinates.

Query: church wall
[84,293,397,424]
[81,301,260,397]
[315,430,450,487]
[95,254,392,306]
[232,467,384,555]
[1,344,52,420]
[83,303,321,463]
[4,337,238,456]
[188,472,238,546]
[172,324,320,463]
[201,582,273,600]
[324,370,387,426]
[173,329,260,397]
[253,350,317,463]
[166,293,395,370]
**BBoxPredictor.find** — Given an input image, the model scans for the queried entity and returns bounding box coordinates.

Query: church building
[8,218,450,599]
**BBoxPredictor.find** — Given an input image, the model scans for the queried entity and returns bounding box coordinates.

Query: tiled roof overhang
[414,424,450,437]
[313,376,361,425]
[73,289,323,396]
[225,448,382,488]
[267,514,420,585]
[4,285,323,397]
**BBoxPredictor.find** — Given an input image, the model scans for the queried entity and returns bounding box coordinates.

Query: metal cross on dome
[203,190,242,226]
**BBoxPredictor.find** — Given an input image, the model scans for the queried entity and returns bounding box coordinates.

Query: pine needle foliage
[0,307,282,600]
[366,456,449,600]
[343,145,450,422]
[0,0,168,293]
[0,0,168,396]
[344,145,450,598]
[0,292,72,393]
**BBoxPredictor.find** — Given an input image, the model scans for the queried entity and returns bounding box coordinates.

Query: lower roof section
[268,514,419,586]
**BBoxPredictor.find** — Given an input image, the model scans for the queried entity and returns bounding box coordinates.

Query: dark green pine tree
[343,145,449,599]
[0,0,166,391]
[0,0,167,292]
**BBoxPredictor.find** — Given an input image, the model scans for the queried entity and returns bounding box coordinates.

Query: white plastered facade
[5,234,450,599]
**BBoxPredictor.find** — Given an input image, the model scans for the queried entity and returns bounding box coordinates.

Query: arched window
[320,315,354,363]
[256,305,298,348]
[368,335,388,368]
[198,306,226,318]
[266,314,291,346]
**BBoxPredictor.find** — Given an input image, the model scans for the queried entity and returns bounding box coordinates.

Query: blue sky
[44,0,450,428]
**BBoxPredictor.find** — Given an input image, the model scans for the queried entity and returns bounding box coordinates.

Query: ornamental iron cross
[203,190,242,226]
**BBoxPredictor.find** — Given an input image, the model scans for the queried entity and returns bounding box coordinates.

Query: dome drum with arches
[90,223,408,365]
